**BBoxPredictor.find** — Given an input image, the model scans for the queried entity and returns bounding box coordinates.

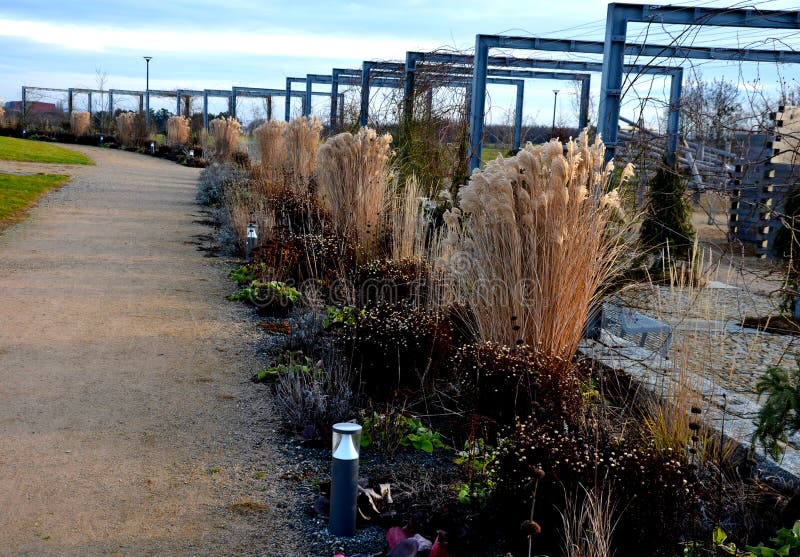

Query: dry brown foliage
[253,120,288,193]
[70,111,90,136]
[316,127,393,262]
[209,117,241,158]
[285,116,322,189]
[167,115,190,146]
[442,132,632,360]
[115,112,137,146]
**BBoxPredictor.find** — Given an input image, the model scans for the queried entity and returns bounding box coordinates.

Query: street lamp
[551,89,560,135]
[144,56,152,131]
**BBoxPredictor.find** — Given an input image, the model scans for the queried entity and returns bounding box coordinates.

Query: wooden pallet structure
[728,106,800,258]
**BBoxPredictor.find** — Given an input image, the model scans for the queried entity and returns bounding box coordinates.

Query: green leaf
[713,527,728,546]
[418,439,434,453]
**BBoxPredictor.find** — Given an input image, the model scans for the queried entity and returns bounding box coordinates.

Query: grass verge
[0,172,70,229]
[0,136,93,165]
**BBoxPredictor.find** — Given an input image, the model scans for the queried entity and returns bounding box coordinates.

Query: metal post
[402,53,418,139]
[144,56,152,131]
[68,88,73,115]
[329,423,362,537]
[513,81,524,152]
[87,92,93,123]
[203,91,209,130]
[230,89,237,120]
[21,86,26,127]
[108,90,113,118]
[285,78,292,122]
[338,93,345,130]
[468,36,490,171]
[304,77,313,118]
[551,90,559,133]
[665,68,683,165]
[266,95,272,121]
[139,94,144,114]
[360,62,374,128]
[330,69,341,132]
[176,91,181,116]
[579,75,591,131]
[598,4,626,161]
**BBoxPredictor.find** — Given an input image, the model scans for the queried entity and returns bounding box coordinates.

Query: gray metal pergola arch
[599,3,800,162]
[231,86,285,121]
[330,67,533,147]
[284,77,339,122]
[359,60,589,153]
[20,86,107,124]
[108,89,146,115]
[469,34,800,170]
[202,89,233,130]
[175,89,203,117]
[403,52,592,153]
[301,75,346,126]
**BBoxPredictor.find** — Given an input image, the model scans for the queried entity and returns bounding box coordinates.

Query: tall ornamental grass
[209,117,241,158]
[285,116,322,190]
[316,127,393,262]
[70,111,90,136]
[443,132,632,360]
[167,115,190,146]
[253,120,288,192]
[115,112,137,146]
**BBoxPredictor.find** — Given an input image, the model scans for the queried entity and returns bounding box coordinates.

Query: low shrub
[451,341,581,427]
[273,349,355,433]
[349,257,429,307]
[334,301,454,395]
[491,418,695,556]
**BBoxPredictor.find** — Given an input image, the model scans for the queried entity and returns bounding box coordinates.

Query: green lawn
[481,147,509,165]
[0,136,93,165]
[0,172,70,227]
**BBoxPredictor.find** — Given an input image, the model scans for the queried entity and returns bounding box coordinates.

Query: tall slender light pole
[551,89,559,134]
[144,56,152,131]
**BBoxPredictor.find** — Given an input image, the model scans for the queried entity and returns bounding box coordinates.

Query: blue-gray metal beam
[599,3,800,161]
[331,68,362,131]
[304,74,333,119]
[404,53,591,154]
[175,89,204,117]
[21,86,26,126]
[68,88,73,114]
[232,86,292,120]
[203,89,232,130]
[286,77,306,121]
[361,61,533,148]
[469,34,800,170]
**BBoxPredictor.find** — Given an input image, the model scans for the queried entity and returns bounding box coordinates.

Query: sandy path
[0,147,301,556]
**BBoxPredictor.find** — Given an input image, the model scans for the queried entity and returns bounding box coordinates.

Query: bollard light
[188,149,194,158]
[245,221,258,262]
[329,422,362,537]
[99,135,104,146]
[150,141,155,154]
[22,129,26,138]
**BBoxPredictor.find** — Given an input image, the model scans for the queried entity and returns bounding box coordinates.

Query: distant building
[3,101,60,115]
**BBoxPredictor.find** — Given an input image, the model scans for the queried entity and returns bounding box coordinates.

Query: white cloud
[0,17,438,60]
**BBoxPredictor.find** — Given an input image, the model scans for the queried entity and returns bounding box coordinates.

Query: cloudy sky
[2,0,799,126]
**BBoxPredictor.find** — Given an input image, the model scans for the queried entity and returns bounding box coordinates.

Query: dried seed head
[520,520,542,535]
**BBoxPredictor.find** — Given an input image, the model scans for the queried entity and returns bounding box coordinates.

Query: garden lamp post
[245,221,258,262]
[144,56,152,131]
[329,422,362,537]
[551,89,559,134]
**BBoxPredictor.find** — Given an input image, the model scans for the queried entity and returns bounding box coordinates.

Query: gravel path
[0,146,303,556]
